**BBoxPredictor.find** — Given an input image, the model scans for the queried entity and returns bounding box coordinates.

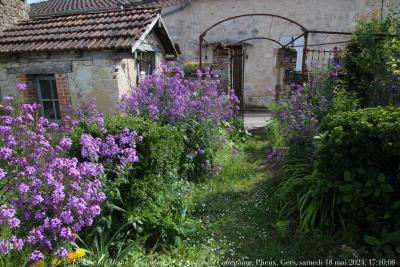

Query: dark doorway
[230,45,244,109]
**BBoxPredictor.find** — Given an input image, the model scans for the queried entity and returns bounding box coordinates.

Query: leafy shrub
[317,107,400,255]
[276,161,337,233]
[179,120,224,181]
[344,15,400,107]
[120,66,239,181]
[70,116,193,256]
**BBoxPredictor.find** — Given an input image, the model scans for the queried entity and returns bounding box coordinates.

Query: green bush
[179,120,224,181]
[316,107,400,256]
[343,15,400,107]
[105,116,184,181]
[70,116,195,256]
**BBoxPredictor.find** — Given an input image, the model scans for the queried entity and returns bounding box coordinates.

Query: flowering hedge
[0,99,105,263]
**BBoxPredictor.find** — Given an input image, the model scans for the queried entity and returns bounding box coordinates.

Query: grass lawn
[130,134,346,266]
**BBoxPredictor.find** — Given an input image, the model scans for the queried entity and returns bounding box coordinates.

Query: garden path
[188,135,340,265]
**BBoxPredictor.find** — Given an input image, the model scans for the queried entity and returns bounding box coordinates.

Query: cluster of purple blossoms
[65,98,105,127]
[265,66,340,172]
[264,147,285,174]
[80,127,141,170]
[0,98,105,262]
[120,66,240,126]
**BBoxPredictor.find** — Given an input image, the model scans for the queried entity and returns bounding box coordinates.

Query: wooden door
[231,45,244,109]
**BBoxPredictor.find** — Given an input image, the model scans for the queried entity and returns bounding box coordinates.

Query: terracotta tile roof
[30,0,127,17]
[30,0,187,17]
[0,7,160,55]
[137,0,187,8]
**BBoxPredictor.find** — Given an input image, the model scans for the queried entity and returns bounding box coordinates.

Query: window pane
[39,80,52,99]
[51,79,58,99]
[54,101,61,120]
[42,101,56,120]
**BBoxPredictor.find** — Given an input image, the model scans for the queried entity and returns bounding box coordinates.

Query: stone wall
[0,30,168,116]
[0,52,137,116]
[162,0,399,109]
[0,0,29,31]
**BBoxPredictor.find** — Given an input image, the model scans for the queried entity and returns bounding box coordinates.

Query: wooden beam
[7,62,73,75]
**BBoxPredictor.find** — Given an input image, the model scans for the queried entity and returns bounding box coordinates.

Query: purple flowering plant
[0,90,106,263]
[120,65,240,126]
[120,66,240,180]
[265,66,341,170]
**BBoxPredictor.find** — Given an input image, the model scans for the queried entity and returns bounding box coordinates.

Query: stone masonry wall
[163,0,400,109]
[0,0,29,31]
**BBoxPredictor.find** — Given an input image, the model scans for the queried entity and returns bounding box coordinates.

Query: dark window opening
[136,51,155,84]
[36,76,61,121]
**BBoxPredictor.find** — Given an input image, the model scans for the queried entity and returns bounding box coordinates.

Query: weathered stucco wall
[163,0,399,109]
[0,52,135,115]
[0,0,29,31]
[0,29,168,115]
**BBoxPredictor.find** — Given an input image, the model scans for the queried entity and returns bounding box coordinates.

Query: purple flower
[55,247,68,258]
[0,168,5,179]
[16,82,27,91]
[28,250,44,262]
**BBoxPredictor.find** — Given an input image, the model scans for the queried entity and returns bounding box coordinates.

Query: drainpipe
[381,0,384,21]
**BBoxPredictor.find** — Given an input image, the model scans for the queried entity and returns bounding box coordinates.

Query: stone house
[1,0,399,117]
[0,0,178,119]
[156,0,399,109]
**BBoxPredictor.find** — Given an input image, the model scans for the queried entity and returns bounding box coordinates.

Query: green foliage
[278,107,400,256]
[330,83,360,113]
[225,118,252,143]
[265,119,285,148]
[316,107,400,255]
[343,14,400,106]
[105,116,184,180]
[179,120,224,181]
[70,116,197,258]
[276,162,338,233]
[318,107,400,176]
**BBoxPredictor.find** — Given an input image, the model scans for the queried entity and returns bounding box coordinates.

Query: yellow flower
[75,248,86,258]
[51,258,62,266]
[31,260,45,267]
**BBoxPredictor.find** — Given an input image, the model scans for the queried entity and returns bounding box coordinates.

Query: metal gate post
[301,31,309,83]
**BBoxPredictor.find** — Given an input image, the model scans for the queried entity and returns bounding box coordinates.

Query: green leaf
[342,195,353,203]
[385,231,400,243]
[364,235,381,246]
[344,170,352,182]
[339,184,353,193]
[377,173,386,183]
[107,203,126,213]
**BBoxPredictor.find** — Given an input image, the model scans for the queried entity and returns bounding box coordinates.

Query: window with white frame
[36,76,61,120]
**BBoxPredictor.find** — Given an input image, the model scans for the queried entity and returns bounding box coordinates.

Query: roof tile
[0,8,159,55]
[30,0,186,17]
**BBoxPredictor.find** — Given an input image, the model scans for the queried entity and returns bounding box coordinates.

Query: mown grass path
[187,135,340,266]
[141,135,341,267]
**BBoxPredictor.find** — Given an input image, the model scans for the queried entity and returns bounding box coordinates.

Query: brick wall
[16,74,39,103]
[213,46,230,91]
[55,73,72,120]
[16,73,72,120]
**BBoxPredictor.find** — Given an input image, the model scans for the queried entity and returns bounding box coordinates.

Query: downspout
[162,0,192,16]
